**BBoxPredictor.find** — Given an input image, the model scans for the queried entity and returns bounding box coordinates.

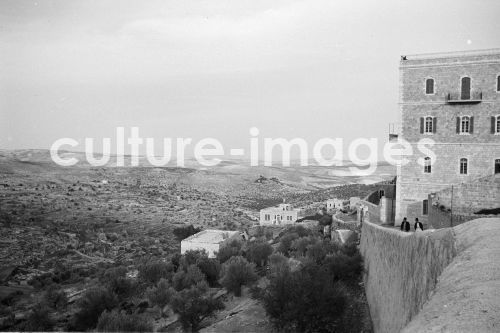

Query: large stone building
[259,203,299,226]
[394,49,500,226]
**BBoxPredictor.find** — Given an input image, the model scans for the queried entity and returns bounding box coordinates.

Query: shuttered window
[426,78,434,94]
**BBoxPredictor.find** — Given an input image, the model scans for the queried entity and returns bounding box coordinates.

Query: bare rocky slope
[360,218,500,333]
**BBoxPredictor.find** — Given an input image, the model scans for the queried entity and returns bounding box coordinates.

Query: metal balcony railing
[446,89,482,103]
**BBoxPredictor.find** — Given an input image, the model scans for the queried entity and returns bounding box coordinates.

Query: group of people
[400,217,424,232]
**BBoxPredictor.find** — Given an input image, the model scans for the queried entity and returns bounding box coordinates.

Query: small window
[497,75,500,92]
[379,190,385,198]
[424,157,431,173]
[425,116,433,133]
[265,214,270,221]
[423,199,428,215]
[426,78,434,94]
[495,159,500,174]
[460,158,468,175]
[497,116,500,134]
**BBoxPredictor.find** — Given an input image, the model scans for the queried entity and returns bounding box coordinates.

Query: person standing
[400,217,410,232]
[414,218,424,232]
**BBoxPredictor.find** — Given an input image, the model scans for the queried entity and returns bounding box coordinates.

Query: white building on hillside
[180,229,240,258]
[326,198,349,212]
[260,203,299,226]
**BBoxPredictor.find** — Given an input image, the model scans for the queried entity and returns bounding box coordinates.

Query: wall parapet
[360,220,457,333]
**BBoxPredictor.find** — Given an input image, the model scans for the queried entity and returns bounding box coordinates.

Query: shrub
[324,251,363,281]
[138,260,175,285]
[180,250,207,268]
[195,256,221,287]
[173,225,201,241]
[170,282,224,332]
[97,310,153,332]
[220,256,258,296]
[24,303,54,331]
[216,239,242,263]
[42,284,68,310]
[100,266,136,298]
[145,278,173,316]
[277,232,299,256]
[172,265,206,291]
[290,236,318,257]
[305,239,341,264]
[71,287,118,331]
[263,261,347,332]
[286,225,313,238]
[245,240,273,268]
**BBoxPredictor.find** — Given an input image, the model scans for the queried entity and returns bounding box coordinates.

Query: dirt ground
[403,218,500,332]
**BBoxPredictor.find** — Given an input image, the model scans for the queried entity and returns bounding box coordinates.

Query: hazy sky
[1,0,500,159]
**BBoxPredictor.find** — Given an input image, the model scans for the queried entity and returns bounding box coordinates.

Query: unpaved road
[403,218,500,332]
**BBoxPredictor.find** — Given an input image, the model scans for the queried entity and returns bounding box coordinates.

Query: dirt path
[403,218,500,332]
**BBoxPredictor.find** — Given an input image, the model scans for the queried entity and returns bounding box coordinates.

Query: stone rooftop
[182,229,239,244]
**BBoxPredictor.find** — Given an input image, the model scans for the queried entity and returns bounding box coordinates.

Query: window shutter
[456,117,461,133]
[433,117,437,133]
[426,79,434,94]
[470,116,474,134]
[420,117,424,134]
[492,116,497,134]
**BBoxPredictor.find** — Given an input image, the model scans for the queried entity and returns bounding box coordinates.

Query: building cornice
[402,142,500,146]
[400,59,500,70]
[399,100,498,105]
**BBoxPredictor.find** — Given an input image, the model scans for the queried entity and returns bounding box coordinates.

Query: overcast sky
[1,0,500,159]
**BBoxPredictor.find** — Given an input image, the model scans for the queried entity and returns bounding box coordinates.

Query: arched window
[425,116,433,133]
[461,77,471,100]
[460,158,468,175]
[424,157,431,173]
[461,116,470,133]
[426,78,435,94]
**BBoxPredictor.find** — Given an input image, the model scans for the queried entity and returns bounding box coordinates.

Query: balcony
[446,89,482,104]
[388,123,401,141]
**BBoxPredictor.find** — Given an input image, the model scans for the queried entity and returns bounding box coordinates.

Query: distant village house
[180,229,240,258]
[259,203,299,226]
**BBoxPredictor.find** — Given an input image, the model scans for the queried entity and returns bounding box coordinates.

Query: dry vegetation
[0,150,392,331]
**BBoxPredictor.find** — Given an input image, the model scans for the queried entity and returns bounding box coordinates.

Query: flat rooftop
[261,206,299,212]
[402,48,500,60]
[182,229,239,244]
